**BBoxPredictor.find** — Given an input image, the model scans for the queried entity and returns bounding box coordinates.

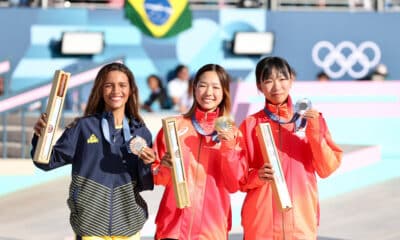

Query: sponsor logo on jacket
[87,134,99,143]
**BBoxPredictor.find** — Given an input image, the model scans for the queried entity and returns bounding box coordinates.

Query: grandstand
[1,0,399,11]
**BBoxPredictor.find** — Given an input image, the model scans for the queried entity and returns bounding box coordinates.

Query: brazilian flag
[125,0,192,38]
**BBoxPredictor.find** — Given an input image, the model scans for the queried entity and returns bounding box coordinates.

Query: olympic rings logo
[312,41,381,79]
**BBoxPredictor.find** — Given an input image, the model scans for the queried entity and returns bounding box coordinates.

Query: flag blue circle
[145,0,172,26]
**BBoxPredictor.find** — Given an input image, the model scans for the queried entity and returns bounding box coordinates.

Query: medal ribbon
[191,115,219,143]
[101,114,131,144]
[263,107,307,131]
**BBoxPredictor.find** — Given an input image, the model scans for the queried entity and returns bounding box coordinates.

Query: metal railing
[1,0,398,11]
[0,56,124,159]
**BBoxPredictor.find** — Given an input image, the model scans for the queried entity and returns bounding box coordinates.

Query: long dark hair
[84,62,143,123]
[183,64,231,118]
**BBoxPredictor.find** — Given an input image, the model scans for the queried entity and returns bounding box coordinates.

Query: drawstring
[277,108,287,240]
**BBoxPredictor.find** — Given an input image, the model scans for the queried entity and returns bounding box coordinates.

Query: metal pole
[270,0,278,10]
[2,113,8,159]
[41,0,48,8]
[376,0,385,11]
[21,108,26,158]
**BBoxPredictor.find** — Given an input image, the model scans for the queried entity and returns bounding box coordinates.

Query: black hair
[255,56,292,85]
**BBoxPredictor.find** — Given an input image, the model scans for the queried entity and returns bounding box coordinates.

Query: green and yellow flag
[125,0,192,38]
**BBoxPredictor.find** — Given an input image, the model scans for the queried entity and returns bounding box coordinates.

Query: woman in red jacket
[152,64,247,240]
[239,56,342,240]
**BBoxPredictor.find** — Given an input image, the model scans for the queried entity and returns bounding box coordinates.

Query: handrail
[0,56,124,159]
[0,57,122,113]
[0,59,11,159]
[0,0,398,11]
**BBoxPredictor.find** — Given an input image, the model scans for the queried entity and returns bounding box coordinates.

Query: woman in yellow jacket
[151,64,247,240]
[239,56,342,240]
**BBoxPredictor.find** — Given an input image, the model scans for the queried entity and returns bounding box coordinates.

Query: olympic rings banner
[312,41,381,79]
[266,12,399,80]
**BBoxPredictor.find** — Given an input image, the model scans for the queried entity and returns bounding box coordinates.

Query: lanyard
[191,115,219,143]
[263,107,307,132]
[101,115,131,144]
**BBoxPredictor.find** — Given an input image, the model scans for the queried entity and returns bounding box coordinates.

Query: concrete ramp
[0,175,399,240]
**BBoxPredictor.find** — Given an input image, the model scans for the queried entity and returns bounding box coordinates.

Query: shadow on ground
[142,235,347,240]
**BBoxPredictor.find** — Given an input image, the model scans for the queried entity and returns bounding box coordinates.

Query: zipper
[108,187,114,235]
[110,130,116,234]
[187,136,203,239]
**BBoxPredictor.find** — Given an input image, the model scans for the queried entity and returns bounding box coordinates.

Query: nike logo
[178,127,189,136]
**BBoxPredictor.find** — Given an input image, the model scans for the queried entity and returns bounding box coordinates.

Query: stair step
[0,125,34,144]
[0,142,31,159]
[0,111,78,127]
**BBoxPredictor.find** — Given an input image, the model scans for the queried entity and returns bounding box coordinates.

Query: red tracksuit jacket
[152,108,247,240]
[239,97,342,240]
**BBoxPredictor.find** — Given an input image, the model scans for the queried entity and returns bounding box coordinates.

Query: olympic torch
[33,70,70,164]
[162,117,190,208]
[256,122,292,211]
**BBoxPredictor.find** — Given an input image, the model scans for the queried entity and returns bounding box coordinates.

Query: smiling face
[257,68,293,105]
[255,57,293,106]
[102,70,130,113]
[194,71,223,112]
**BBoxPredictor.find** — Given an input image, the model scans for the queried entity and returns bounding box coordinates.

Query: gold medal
[214,116,235,132]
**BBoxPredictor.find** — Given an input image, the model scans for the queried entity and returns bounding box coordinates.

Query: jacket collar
[194,107,219,123]
[100,111,143,129]
[264,96,293,120]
